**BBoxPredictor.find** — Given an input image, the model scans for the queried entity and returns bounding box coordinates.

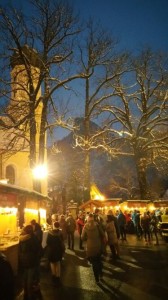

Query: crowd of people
[42,207,165,286]
[0,207,167,299]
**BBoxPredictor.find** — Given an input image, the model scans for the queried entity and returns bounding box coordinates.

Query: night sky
[2,0,168,52]
[69,0,168,52]
[1,0,168,140]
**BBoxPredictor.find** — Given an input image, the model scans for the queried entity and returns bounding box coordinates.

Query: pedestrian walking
[19,225,42,300]
[30,219,44,288]
[66,213,76,250]
[81,213,105,284]
[140,212,151,244]
[46,221,65,287]
[150,212,159,245]
[107,210,120,238]
[94,208,107,255]
[117,210,127,241]
[59,214,68,241]
[76,213,85,250]
[106,214,120,260]
[134,211,143,239]
[131,209,137,232]
[30,219,43,245]
[93,208,106,231]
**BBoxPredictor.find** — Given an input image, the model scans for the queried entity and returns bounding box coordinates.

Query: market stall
[0,183,51,274]
[0,239,19,275]
[0,195,19,275]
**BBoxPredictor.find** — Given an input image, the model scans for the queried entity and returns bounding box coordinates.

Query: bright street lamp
[32,164,48,180]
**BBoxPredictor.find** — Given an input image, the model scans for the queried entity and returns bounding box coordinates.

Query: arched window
[6,165,15,184]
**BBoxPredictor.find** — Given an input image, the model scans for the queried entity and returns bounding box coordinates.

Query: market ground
[15,233,168,300]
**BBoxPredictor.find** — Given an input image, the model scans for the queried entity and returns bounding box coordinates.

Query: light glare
[32,165,48,179]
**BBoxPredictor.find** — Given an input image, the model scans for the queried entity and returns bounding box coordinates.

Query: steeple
[10,44,42,69]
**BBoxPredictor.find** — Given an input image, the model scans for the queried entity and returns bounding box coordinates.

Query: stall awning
[79,199,122,210]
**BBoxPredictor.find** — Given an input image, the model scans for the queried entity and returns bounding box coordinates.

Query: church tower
[1,45,47,195]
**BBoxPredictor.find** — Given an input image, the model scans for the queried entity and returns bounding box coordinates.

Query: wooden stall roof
[153,200,168,207]
[79,198,168,211]
[79,198,122,210]
[0,182,51,202]
[121,199,168,209]
[126,200,150,207]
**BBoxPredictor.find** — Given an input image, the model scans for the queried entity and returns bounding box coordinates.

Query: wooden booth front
[79,198,168,215]
[79,198,122,214]
[0,183,51,274]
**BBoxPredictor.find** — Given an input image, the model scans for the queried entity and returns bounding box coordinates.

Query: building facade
[0,46,47,195]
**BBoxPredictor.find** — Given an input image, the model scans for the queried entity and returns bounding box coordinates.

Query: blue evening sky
[2,0,168,52]
[69,0,168,52]
[1,0,168,140]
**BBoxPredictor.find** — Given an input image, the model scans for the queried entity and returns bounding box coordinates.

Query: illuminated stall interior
[0,206,18,235]
[0,183,50,231]
[0,190,18,236]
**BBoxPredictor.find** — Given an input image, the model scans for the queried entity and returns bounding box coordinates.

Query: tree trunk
[84,150,91,201]
[83,75,91,201]
[136,157,151,200]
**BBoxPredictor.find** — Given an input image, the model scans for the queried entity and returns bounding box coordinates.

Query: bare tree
[73,20,129,200]
[100,49,168,199]
[0,0,85,191]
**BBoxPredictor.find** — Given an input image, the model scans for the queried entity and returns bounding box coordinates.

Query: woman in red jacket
[76,214,85,249]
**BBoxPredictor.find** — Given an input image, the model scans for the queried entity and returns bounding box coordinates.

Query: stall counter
[0,241,19,275]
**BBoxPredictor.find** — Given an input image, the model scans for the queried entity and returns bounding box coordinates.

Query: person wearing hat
[81,213,105,283]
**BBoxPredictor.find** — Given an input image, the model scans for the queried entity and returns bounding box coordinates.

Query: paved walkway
[15,233,168,300]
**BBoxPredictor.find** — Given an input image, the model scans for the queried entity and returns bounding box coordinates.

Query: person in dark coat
[30,219,43,245]
[30,219,43,288]
[81,213,105,284]
[134,210,143,238]
[59,214,68,241]
[0,252,15,300]
[141,212,151,244]
[19,225,42,300]
[117,210,127,241]
[66,213,76,250]
[46,221,65,286]
[150,212,159,245]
